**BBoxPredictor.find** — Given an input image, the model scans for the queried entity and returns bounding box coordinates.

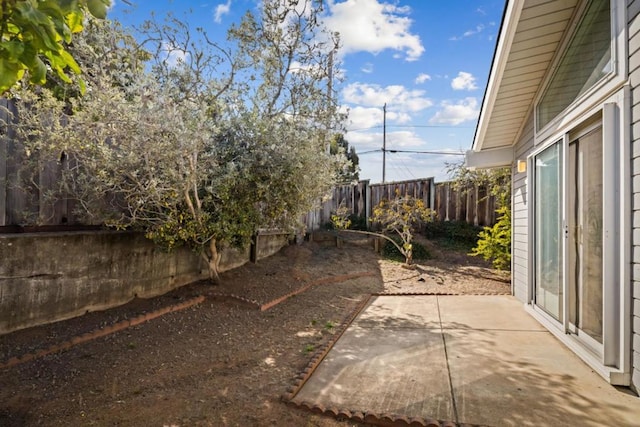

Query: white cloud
[429,97,479,125]
[415,73,431,84]
[342,82,432,112]
[324,0,424,61]
[450,24,486,41]
[451,71,478,91]
[341,105,383,131]
[347,130,382,150]
[385,130,427,148]
[361,63,374,73]
[386,111,412,124]
[346,130,425,151]
[160,42,190,68]
[214,0,232,23]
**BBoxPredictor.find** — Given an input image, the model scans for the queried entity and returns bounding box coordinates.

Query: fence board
[2,96,501,230]
[0,99,9,226]
[304,177,501,232]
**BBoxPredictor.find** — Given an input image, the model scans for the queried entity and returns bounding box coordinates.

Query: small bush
[470,206,511,270]
[424,220,482,245]
[382,237,431,263]
[347,214,368,231]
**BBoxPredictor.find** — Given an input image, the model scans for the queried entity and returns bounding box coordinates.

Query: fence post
[0,99,8,226]
[250,233,259,263]
[365,182,372,230]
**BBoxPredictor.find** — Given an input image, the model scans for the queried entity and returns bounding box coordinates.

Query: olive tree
[9,1,345,283]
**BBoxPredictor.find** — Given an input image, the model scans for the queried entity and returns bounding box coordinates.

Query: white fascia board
[465,147,513,170]
[473,0,525,152]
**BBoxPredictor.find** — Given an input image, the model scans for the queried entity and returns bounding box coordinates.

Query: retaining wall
[0,231,289,334]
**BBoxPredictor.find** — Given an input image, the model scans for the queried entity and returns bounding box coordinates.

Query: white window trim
[534,0,628,142]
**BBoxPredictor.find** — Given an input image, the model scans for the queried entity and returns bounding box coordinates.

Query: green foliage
[324,321,335,331]
[424,221,482,250]
[346,214,367,231]
[330,201,351,230]
[470,205,511,270]
[328,198,366,231]
[382,237,431,263]
[9,1,344,283]
[0,0,111,94]
[372,193,434,265]
[446,159,512,269]
[330,134,359,183]
[446,159,511,208]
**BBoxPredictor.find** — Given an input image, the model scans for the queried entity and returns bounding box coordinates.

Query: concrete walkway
[291,295,640,426]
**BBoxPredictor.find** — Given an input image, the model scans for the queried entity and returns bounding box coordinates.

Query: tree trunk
[405,250,413,266]
[202,239,222,284]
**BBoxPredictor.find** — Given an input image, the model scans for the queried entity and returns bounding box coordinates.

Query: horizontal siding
[511,111,535,304]
[628,0,640,393]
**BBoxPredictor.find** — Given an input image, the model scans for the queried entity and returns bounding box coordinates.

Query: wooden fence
[2,97,499,231]
[303,178,499,231]
[0,99,83,228]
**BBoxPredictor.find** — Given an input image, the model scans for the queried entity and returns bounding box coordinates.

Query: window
[537,0,612,130]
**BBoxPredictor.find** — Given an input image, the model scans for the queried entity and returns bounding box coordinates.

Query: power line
[357,149,383,155]
[356,148,464,156]
[346,124,474,132]
[386,149,465,155]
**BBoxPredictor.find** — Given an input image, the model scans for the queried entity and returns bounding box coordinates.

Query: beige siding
[628,0,640,392]
[511,111,535,303]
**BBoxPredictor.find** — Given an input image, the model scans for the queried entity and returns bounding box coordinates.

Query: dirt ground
[0,235,509,427]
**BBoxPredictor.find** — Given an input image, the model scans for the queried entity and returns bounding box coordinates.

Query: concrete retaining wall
[0,231,289,334]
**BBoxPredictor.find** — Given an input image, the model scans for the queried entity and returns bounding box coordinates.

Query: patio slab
[290,295,640,426]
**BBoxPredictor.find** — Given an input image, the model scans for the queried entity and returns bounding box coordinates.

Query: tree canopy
[8,1,346,283]
[330,134,360,183]
[0,0,112,94]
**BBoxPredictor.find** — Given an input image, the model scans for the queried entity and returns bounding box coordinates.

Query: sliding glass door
[568,127,603,346]
[533,125,604,352]
[534,142,563,321]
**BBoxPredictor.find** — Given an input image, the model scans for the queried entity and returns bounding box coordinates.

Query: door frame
[524,86,632,385]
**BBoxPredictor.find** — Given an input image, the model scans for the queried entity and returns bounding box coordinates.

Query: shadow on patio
[289,295,639,427]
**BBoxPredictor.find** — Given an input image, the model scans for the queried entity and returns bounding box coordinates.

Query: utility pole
[325,49,334,154]
[382,103,386,183]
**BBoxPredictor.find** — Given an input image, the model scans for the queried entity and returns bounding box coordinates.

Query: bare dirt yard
[0,234,509,427]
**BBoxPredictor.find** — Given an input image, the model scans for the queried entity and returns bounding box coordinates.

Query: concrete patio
[290,295,640,426]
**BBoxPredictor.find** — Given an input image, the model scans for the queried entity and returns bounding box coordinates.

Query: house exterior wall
[508,0,640,391]
[627,0,640,392]
[512,112,535,303]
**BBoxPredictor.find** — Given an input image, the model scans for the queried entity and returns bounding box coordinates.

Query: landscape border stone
[282,293,500,427]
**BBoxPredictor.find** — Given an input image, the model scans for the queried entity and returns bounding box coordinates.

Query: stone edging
[281,295,371,403]
[0,295,205,370]
[375,291,511,296]
[206,271,378,312]
[0,272,378,370]
[282,293,501,427]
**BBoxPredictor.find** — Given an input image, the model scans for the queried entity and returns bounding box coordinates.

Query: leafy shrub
[470,206,511,270]
[347,214,368,231]
[382,237,431,263]
[371,193,433,265]
[424,220,482,244]
[326,213,367,231]
[423,220,483,252]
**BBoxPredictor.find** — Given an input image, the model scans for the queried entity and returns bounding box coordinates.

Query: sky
[109,0,506,183]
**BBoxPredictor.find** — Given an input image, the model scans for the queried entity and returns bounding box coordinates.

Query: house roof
[470,0,580,160]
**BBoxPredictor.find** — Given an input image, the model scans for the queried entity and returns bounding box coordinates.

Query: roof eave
[472,0,525,153]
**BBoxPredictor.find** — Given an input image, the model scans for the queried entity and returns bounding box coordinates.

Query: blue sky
[109,0,506,183]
